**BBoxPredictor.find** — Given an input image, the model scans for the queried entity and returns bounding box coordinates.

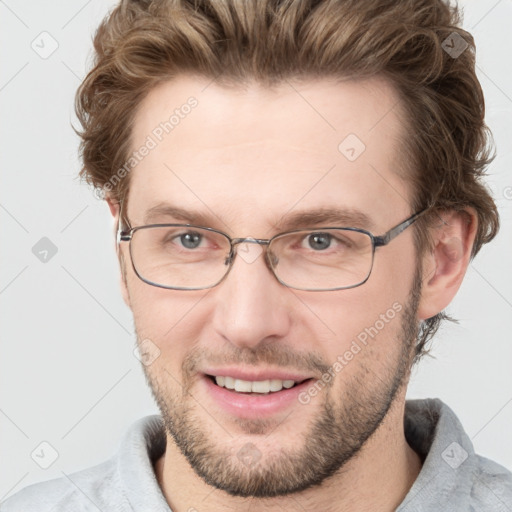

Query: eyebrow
[274,208,375,232]
[144,203,216,226]
[142,203,376,232]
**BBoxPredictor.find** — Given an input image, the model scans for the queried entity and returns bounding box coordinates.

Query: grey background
[1,0,511,502]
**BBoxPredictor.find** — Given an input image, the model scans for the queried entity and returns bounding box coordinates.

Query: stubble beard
[140,272,421,498]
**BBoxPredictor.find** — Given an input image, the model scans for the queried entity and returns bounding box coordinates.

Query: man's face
[119,76,422,497]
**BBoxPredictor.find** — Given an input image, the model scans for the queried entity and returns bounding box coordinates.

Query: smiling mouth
[207,375,312,394]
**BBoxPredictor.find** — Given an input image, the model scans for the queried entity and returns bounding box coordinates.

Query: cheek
[298,263,415,372]
[302,290,402,346]
[126,272,210,366]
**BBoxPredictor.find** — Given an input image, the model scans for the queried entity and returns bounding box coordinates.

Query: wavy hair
[76,0,499,364]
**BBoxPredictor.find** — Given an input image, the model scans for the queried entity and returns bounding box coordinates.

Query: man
[3,0,511,510]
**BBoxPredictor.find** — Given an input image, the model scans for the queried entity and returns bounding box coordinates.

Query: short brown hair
[76,0,499,363]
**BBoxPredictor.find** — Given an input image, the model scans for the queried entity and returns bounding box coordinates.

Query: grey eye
[307,233,331,250]
[180,232,202,249]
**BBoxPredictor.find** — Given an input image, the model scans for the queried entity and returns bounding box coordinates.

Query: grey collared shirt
[2,398,511,511]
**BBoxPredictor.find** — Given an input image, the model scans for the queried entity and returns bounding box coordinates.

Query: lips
[198,366,316,418]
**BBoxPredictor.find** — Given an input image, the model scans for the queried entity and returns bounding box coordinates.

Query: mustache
[182,343,332,379]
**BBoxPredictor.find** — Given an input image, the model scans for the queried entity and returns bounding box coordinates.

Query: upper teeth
[214,376,296,393]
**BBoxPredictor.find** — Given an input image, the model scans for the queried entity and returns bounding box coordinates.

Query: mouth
[201,367,318,418]
[206,374,311,395]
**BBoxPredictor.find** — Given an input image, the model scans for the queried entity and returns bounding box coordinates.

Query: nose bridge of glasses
[228,237,272,267]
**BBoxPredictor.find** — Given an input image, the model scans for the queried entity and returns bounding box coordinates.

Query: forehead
[126,75,411,234]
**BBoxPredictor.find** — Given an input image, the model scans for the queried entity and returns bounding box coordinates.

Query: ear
[417,208,477,320]
[105,195,132,309]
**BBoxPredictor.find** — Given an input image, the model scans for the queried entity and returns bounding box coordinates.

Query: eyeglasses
[117,208,429,291]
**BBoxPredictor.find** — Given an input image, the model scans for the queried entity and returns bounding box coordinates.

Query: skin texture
[107,75,477,512]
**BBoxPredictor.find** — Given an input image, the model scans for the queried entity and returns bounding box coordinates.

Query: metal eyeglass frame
[117,207,430,292]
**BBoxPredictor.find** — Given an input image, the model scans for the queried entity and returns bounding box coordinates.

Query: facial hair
[140,270,421,498]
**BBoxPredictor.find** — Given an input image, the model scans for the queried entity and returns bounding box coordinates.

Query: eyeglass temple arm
[373,207,430,248]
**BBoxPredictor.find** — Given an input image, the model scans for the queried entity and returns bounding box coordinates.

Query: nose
[210,241,292,349]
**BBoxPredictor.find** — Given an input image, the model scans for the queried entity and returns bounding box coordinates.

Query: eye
[178,231,203,249]
[305,232,332,251]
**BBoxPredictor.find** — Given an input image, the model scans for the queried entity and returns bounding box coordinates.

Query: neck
[154,396,423,512]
